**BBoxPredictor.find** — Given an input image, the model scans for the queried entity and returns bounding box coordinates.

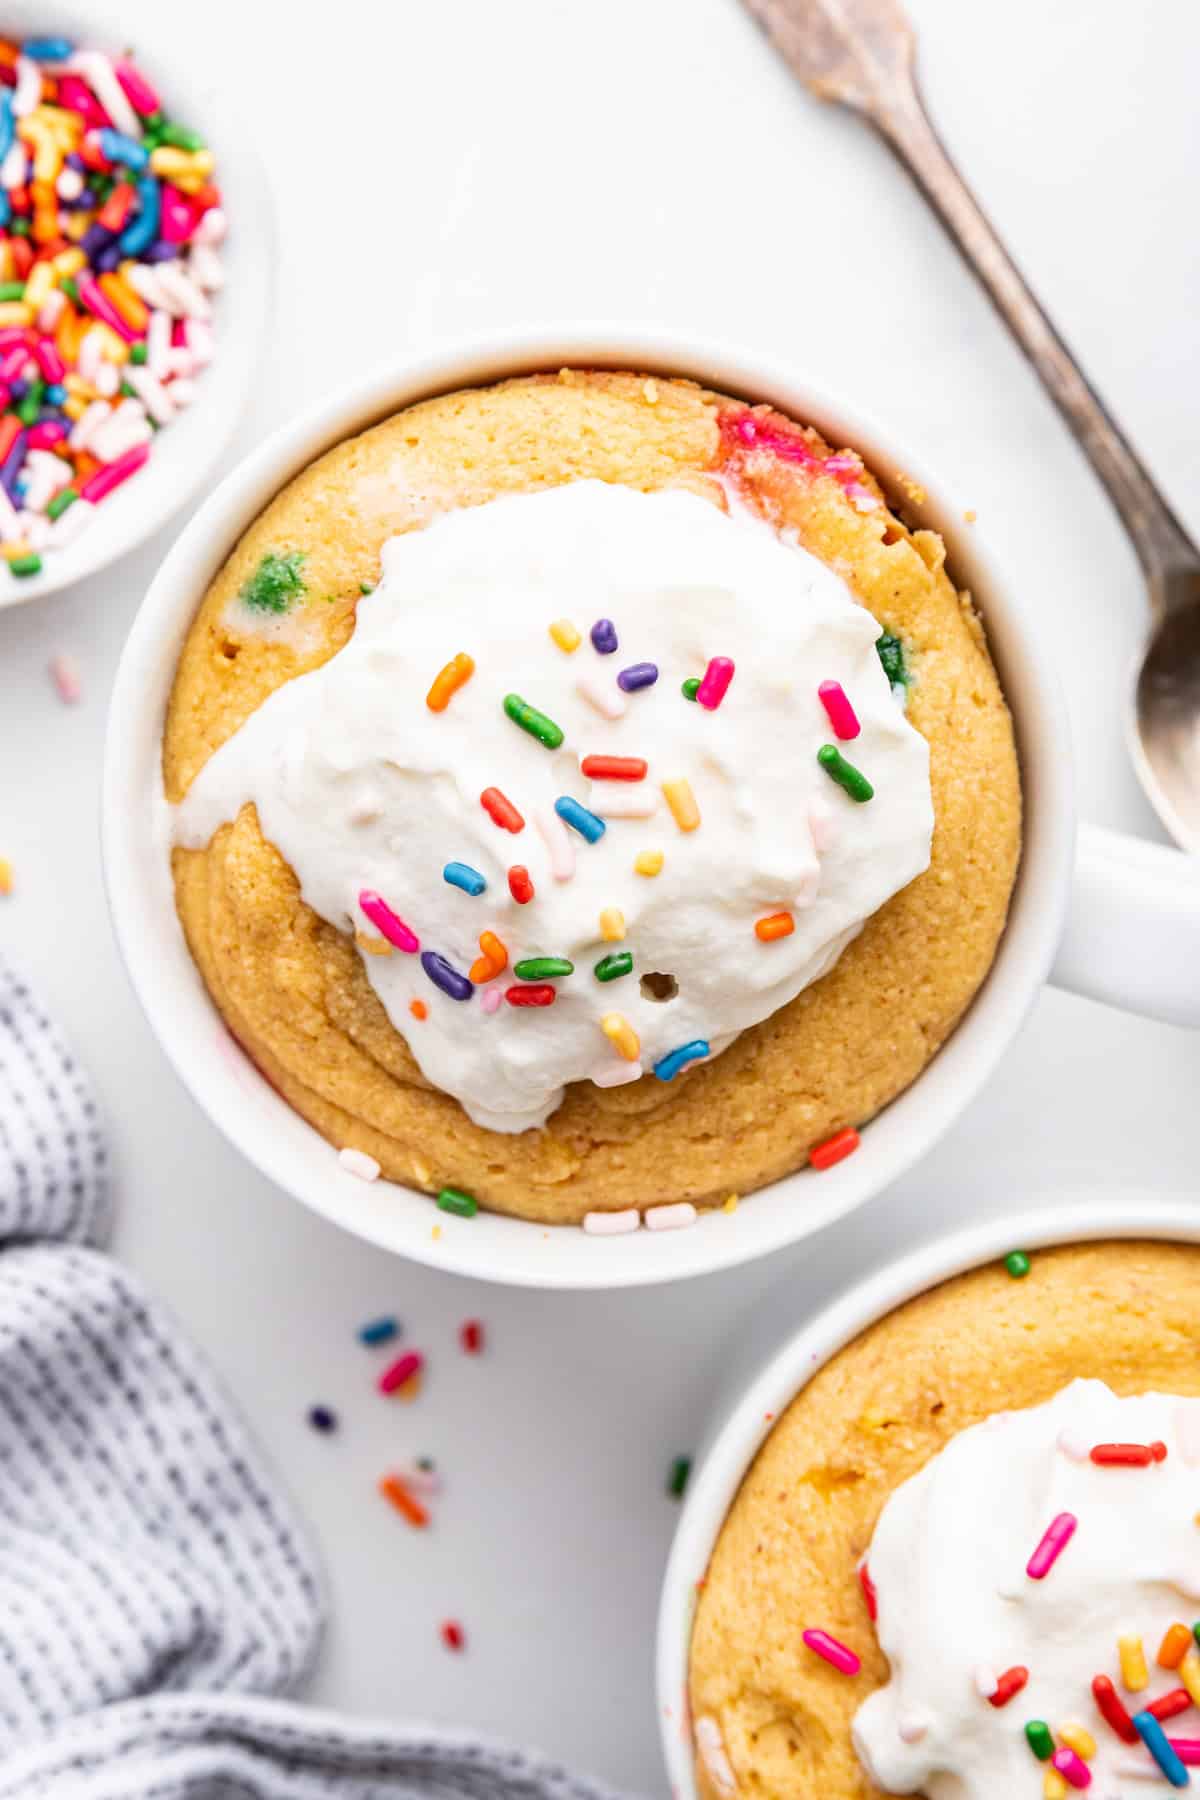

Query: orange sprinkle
[1159,1623,1193,1670]
[469,930,508,983]
[0,39,19,67]
[73,452,100,484]
[810,1127,861,1172]
[0,857,12,896]
[755,911,795,942]
[426,651,475,712]
[409,999,428,1021]
[98,270,149,331]
[378,1474,429,1528]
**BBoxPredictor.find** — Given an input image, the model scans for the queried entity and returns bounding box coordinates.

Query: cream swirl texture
[174,480,932,1133]
[854,1379,1200,1798]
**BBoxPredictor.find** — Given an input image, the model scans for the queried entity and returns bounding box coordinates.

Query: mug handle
[1051,823,1200,1028]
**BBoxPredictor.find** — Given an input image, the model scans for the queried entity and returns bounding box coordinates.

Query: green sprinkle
[9,218,29,238]
[46,487,78,522]
[503,692,564,750]
[668,1456,692,1500]
[238,550,307,615]
[817,744,874,803]
[0,282,25,302]
[16,378,44,425]
[1193,1622,1200,1648]
[1005,1251,1031,1279]
[143,110,164,129]
[119,380,137,400]
[876,632,910,687]
[159,121,206,151]
[436,1186,477,1219]
[129,341,148,365]
[512,956,574,980]
[594,951,633,983]
[359,580,375,595]
[60,276,80,305]
[1024,1721,1054,1762]
[7,553,42,577]
[681,677,700,701]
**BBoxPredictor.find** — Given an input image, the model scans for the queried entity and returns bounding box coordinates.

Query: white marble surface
[1,1,1198,1792]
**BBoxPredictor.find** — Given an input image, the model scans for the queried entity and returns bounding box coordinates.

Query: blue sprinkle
[21,36,74,60]
[590,617,618,655]
[554,796,606,844]
[1134,1713,1190,1787]
[0,93,13,167]
[443,861,487,897]
[97,128,149,171]
[307,1404,338,1434]
[421,950,473,1001]
[44,384,66,406]
[119,176,161,258]
[617,662,659,693]
[0,191,9,231]
[653,1040,710,1083]
[358,1315,399,1347]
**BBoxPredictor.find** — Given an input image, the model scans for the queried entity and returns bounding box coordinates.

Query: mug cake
[165,369,1020,1226]
[687,1241,1200,1798]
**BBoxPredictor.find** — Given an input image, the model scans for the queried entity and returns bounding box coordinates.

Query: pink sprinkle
[845,481,881,513]
[49,655,81,705]
[58,74,111,129]
[0,344,30,382]
[817,680,861,741]
[480,987,502,1015]
[1168,1740,1200,1765]
[32,339,65,384]
[378,1350,424,1395]
[358,890,420,954]
[1051,1747,1092,1789]
[160,184,202,245]
[79,442,150,504]
[582,1208,640,1236]
[802,1630,861,1676]
[27,420,67,451]
[76,274,138,344]
[696,656,734,711]
[1026,1511,1077,1580]
[114,58,161,115]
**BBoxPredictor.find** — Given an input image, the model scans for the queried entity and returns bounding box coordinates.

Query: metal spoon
[739,0,1200,852]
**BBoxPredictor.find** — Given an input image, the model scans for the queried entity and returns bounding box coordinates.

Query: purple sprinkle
[0,427,28,497]
[94,244,122,273]
[420,950,473,1002]
[143,240,177,263]
[66,152,86,172]
[80,222,113,260]
[590,617,618,655]
[617,661,659,693]
[307,1405,337,1434]
[8,379,26,403]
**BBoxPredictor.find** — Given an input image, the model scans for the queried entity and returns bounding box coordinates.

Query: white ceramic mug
[101,330,1200,1290]
[655,1194,1200,1798]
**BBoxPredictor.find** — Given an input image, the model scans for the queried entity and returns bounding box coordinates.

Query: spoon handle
[743,0,1198,585]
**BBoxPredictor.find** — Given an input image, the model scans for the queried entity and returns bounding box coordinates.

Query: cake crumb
[642,378,659,405]
[964,508,977,524]
[896,473,927,507]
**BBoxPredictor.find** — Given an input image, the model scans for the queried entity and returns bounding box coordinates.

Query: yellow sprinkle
[722,1194,739,1214]
[53,247,86,278]
[0,858,12,896]
[599,907,625,942]
[1043,1771,1067,1800]
[548,618,581,654]
[661,777,700,833]
[963,508,978,523]
[23,261,54,311]
[634,850,664,877]
[642,378,659,404]
[355,932,393,958]
[88,321,130,365]
[1180,1647,1200,1707]
[1057,1723,1095,1762]
[432,1224,442,1241]
[149,145,216,180]
[61,396,87,422]
[63,212,91,242]
[1118,1633,1149,1693]
[0,302,33,328]
[601,1012,640,1062]
[1,541,31,562]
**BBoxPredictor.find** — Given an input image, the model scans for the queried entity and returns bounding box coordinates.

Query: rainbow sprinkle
[653,1040,708,1082]
[443,861,486,897]
[1026,1513,1077,1581]
[801,1630,861,1677]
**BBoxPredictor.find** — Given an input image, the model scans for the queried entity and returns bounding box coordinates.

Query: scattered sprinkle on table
[440,1619,466,1652]
[307,1404,337,1434]
[582,1207,640,1236]
[358,1314,398,1347]
[459,1319,484,1354]
[378,1349,424,1396]
[668,1455,691,1499]
[48,651,80,701]
[0,857,12,895]
[378,1472,428,1528]
[644,1201,697,1232]
[1005,1250,1032,1279]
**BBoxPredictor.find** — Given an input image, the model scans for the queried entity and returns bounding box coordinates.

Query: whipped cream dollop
[175,480,932,1132]
[854,1379,1200,1798]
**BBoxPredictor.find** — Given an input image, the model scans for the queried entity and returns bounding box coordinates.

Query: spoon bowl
[1132,569,1200,851]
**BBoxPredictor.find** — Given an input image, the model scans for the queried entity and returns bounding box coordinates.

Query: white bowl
[655,1194,1200,1798]
[0,2,273,608]
[101,329,1200,1290]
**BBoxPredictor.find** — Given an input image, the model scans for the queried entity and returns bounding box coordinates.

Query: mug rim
[654,1193,1200,1797]
[101,326,1075,1289]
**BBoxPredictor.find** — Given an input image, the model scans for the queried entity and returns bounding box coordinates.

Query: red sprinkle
[859,1563,878,1622]
[1149,1689,1193,1723]
[505,983,555,1007]
[580,755,648,782]
[1152,1440,1169,1461]
[460,1320,484,1355]
[987,1667,1029,1709]
[1092,1673,1139,1743]
[480,787,525,833]
[810,1127,861,1172]
[1090,1443,1156,1466]
[441,1620,465,1652]
[507,865,535,904]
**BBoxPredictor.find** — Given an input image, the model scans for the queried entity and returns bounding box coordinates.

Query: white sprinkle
[0,142,27,190]
[897,1712,932,1745]
[338,1147,381,1182]
[47,499,96,548]
[17,509,50,549]
[590,1059,642,1088]
[49,654,81,705]
[535,806,575,882]
[163,346,197,378]
[69,400,111,454]
[166,377,197,408]
[12,57,42,118]
[809,798,838,853]
[644,1201,698,1233]
[153,262,211,321]
[582,1208,640,1236]
[193,205,227,247]
[694,1718,736,1796]
[125,365,175,426]
[589,781,658,819]
[146,308,172,381]
[795,862,821,908]
[1057,1427,1090,1463]
[973,1665,999,1700]
[56,167,84,201]
[480,987,502,1015]
[188,243,225,292]
[0,482,21,538]
[68,51,142,138]
[93,360,120,400]
[576,673,626,720]
[36,290,66,334]
[90,402,152,464]
[125,263,170,310]
[78,325,108,385]
[182,318,215,367]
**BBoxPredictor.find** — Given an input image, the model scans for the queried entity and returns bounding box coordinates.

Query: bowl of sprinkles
[659,1196,1200,1800]
[0,15,270,604]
